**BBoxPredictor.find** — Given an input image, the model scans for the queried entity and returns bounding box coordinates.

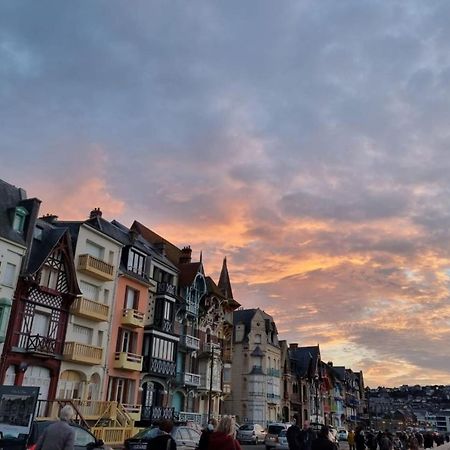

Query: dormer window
[12,206,28,233]
[34,226,43,240]
[128,249,145,276]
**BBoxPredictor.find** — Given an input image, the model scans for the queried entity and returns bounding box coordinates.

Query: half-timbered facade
[0,217,81,409]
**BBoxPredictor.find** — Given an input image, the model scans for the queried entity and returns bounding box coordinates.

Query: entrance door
[23,366,51,417]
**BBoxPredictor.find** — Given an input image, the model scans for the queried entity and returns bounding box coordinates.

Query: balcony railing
[25,334,59,355]
[141,406,174,422]
[114,351,143,371]
[63,342,103,365]
[202,342,221,355]
[144,357,176,377]
[176,372,201,387]
[78,254,114,281]
[185,302,198,316]
[180,334,200,351]
[156,282,176,296]
[71,297,109,321]
[121,309,144,328]
[199,374,221,392]
[122,404,142,421]
[267,368,281,377]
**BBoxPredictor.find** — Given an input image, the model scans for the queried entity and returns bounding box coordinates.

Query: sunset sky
[2,1,450,388]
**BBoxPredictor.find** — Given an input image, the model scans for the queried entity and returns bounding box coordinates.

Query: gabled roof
[218,257,233,300]
[251,345,265,357]
[289,345,321,378]
[205,276,226,298]
[233,308,258,335]
[132,220,182,265]
[25,219,81,296]
[179,262,202,287]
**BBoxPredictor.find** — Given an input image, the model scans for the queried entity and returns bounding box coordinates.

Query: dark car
[125,425,201,450]
[27,421,108,450]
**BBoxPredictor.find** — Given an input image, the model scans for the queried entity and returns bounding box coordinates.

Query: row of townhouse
[0,179,239,437]
[226,310,367,428]
[0,178,366,439]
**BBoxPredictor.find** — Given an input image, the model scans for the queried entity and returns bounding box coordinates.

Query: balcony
[176,372,201,387]
[199,374,221,392]
[63,341,103,365]
[121,309,144,328]
[267,368,281,377]
[180,334,200,351]
[156,282,176,297]
[114,352,143,371]
[71,297,109,322]
[144,356,176,377]
[199,342,221,357]
[78,254,114,281]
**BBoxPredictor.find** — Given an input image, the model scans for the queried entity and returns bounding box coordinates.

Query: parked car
[124,424,201,450]
[237,424,266,445]
[27,420,109,450]
[337,429,348,441]
[264,423,290,450]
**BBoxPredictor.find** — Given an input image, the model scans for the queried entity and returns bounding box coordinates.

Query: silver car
[237,423,267,444]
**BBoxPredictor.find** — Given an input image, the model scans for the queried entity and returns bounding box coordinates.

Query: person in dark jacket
[149,420,177,450]
[298,421,316,450]
[207,416,241,450]
[198,419,218,450]
[35,405,75,450]
[355,427,366,450]
[311,426,338,450]
[286,415,302,450]
[423,432,434,449]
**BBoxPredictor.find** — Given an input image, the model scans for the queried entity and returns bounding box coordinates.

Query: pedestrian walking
[298,420,316,450]
[348,430,356,450]
[35,405,75,450]
[423,432,434,449]
[147,419,177,450]
[311,426,338,450]
[286,415,302,450]
[198,419,218,450]
[355,427,366,450]
[207,416,241,450]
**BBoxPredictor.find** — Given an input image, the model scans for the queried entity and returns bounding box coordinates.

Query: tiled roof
[218,257,233,300]
[179,262,202,287]
[289,345,321,378]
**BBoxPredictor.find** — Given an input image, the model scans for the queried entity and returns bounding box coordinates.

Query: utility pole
[207,343,216,423]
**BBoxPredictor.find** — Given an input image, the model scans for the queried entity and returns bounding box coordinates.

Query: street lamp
[314,375,320,424]
[207,343,219,423]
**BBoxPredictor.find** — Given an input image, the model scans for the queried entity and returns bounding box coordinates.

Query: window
[31,313,50,336]
[2,263,16,287]
[124,287,139,310]
[79,280,100,301]
[151,337,174,361]
[117,328,136,353]
[103,289,110,304]
[255,334,261,344]
[86,240,104,260]
[40,264,58,290]
[73,324,93,345]
[163,301,171,320]
[12,206,28,233]
[97,331,104,347]
[33,226,43,240]
[128,250,145,275]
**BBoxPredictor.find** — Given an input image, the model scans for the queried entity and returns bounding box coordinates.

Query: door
[23,366,51,417]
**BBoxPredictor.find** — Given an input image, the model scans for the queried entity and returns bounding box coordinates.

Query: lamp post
[314,375,320,424]
[207,343,218,423]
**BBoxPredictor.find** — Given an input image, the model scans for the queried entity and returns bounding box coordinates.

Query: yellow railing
[91,426,135,447]
[63,342,103,365]
[78,254,114,281]
[121,308,145,328]
[113,351,143,371]
[70,297,109,321]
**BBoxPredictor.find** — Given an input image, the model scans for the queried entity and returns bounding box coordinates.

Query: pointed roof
[289,345,321,379]
[218,257,233,300]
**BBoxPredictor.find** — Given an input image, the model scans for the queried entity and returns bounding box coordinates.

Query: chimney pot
[179,245,192,264]
[89,207,102,219]
[41,214,58,224]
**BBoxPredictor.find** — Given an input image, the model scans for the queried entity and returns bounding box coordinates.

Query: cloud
[2,0,450,386]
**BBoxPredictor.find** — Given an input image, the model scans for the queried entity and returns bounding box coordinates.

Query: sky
[1,0,450,388]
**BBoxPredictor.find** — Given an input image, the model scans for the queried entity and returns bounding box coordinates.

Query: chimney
[41,213,58,224]
[179,246,192,264]
[289,343,298,350]
[328,361,333,367]
[89,207,102,219]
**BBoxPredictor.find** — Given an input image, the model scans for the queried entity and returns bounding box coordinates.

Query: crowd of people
[347,428,449,450]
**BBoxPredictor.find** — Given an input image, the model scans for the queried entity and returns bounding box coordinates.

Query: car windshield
[133,427,162,439]
[268,426,284,435]
[239,425,255,431]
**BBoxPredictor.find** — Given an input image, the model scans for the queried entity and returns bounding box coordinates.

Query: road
[241,442,350,450]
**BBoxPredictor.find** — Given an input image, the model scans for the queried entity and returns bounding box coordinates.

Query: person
[35,405,75,450]
[298,420,316,450]
[348,430,356,450]
[286,415,302,450]
[198,419,218,450]
[208,416,241,450]
[311,426,338,450]
[355,427,366,450]
[149,419,177,450]
[408,435,419,450]
[378,432,392,450]
[423,432,434,449]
